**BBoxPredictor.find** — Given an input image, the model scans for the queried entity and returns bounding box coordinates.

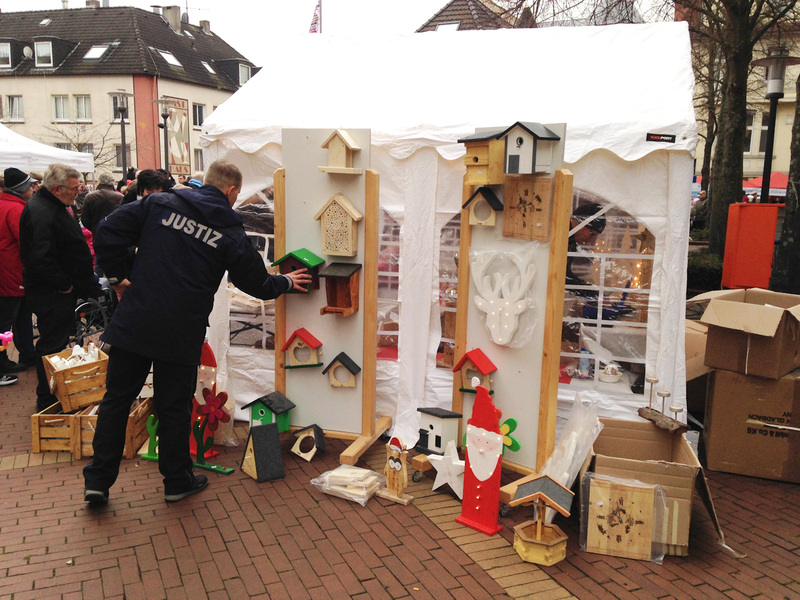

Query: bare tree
[41,121,128,176]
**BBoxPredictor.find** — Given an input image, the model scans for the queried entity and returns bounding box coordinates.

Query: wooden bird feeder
[318,129,363,175]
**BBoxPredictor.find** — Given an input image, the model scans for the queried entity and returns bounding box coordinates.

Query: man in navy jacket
[83,160,310,504]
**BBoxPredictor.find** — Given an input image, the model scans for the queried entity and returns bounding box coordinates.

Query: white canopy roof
[201,22,697,165]
[0,123,95,173]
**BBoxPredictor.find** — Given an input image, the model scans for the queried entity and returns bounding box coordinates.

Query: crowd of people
[0,160,311,504]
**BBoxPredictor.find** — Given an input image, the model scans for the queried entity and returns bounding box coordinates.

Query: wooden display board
[276,129,388,465]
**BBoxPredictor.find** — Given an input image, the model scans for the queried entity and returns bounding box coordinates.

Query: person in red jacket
[0,168,38,386]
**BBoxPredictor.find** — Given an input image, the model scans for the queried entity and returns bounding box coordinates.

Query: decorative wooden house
[314,193,364,257]
[282,328,323,369]
[463,186,503,227]
[510,474,574,566]
[241,423,284,482]
[415,407,463,455]
[242,391,296,433]
[318,262,362,317]
[318,129,363,175]
[272,248,325,292]
[453,348,497,393]
[458,127,506,187]
[291,424,325,462]
[322,352,361,388]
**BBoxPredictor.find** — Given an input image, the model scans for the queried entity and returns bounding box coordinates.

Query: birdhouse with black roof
[463,186,503,227]
[318,262,362,317]
[322,352,361,388]
[242,391,296,433]
[314,193,363,257]
[318,129,363,175]
[502,122,560,176]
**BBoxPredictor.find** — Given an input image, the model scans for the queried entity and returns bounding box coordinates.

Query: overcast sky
[0,0,450,66]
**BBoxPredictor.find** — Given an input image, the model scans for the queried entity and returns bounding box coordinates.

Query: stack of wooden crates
[30,346,153,459]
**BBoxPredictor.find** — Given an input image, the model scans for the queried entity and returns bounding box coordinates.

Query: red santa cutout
[456,382,504,535]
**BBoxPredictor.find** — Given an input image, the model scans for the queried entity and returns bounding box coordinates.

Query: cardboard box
[582,418,701,556]
[705,369,800,483]
[43,347,109,412]
[685,320,711,415]
[698,288,800,379]
[73,397,154,460]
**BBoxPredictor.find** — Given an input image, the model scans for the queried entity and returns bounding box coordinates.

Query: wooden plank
[340,415,392,465]
[274,168,287,395]
[502,175,552,242]
[362,170,380,436]
[536,169,573,470]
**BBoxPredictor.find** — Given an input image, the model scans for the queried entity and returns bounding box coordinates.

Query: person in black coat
[82,159,311,505]
[19,163,101,411]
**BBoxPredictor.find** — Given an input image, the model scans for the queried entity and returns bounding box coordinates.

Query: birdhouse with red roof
[453,348,497,393]
[282,328,323,369]
[318,129,363,175]
[314,193,363,257]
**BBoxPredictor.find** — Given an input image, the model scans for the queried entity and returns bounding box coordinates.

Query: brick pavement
[2,363,800,599]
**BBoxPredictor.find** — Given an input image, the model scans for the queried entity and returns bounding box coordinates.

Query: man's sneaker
[0,374,18,386]
[5,358,37,372]
[84,489,109,505]
[164,475,208,503]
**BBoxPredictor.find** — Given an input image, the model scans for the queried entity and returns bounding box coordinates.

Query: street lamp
[108,90,134,179]
[153,96,176,175]
[752,46,800,202]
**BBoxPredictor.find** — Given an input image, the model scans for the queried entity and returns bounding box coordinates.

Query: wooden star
[428,440,465,499]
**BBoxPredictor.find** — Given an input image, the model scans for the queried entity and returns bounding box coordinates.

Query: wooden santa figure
[456,382,504,535]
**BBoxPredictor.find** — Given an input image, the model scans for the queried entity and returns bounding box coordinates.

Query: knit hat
[4,167,33,192]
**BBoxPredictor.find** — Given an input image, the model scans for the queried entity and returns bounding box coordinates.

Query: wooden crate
[43,347,109,412]
[31,403,77,453]
[73,397,154,460]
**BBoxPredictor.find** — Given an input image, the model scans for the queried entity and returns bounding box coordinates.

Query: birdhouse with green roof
[272,248,325,292]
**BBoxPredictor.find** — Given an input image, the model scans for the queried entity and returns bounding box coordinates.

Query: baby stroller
[72,277,117,346]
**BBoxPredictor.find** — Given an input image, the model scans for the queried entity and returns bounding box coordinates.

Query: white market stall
[200,22,697,469]
[0,123,95,173]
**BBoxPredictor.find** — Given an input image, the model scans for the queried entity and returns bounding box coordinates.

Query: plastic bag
[310,465,384,506]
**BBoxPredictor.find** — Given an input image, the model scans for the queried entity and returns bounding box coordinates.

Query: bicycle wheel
[73,299,109,346]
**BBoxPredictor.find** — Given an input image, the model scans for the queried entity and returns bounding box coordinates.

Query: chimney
[162,5,181,31]
[200,20,211,34]
[86,0,100,7]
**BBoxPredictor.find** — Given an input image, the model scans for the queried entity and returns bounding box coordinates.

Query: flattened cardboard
[705,369,800,484]
[700,288,800,379]
[581,418,701,555]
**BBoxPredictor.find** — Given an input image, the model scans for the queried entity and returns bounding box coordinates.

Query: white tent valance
[0,123,95,173]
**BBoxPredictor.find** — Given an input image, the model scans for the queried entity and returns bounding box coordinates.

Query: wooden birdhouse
[415,407,463,455]
[318,129,363,175]
[453,348,497,393]
[322,352,361,388]
[282,328,323,369]
[242,391,296,433]
[314,193,363,257]
[318,262,362,317]
[458,128,506,186]
[501,122,560,176]
[291,424,325,462]
[463,186,503,227]
[241,423,284,482]
[272,248,325,292]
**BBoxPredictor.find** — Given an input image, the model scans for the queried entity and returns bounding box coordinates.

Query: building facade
[0,3,256,179]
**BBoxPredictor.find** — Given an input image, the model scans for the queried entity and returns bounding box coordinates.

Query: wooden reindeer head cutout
[471,251,535,346]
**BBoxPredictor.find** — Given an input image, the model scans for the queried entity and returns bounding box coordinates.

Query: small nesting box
[314,193,363,257]
[415,407,463,455]
[318,262,362,317]
[291,424,325,462]
[242,391,296,433]
[459,127,506,187]
[282,328,323,369]
[453,348,497,393]
[463,186,503,227]
[502,122,560,175]
[322,352,361,388]
[318,129,363,175]
[272,248,325,292]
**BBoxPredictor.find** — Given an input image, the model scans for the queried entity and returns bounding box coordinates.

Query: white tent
[200,22,698,450]
[0,123,95,173]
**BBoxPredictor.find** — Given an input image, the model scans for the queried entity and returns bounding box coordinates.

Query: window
[56,143,72,151]
[111,96,128,121]
[437,214,461,368]
[40,18,52,26]
[8,96,23,121]
[758,112,770,154]
[239,64,251,85]
[114,144,132,170]
[75,95,91,121]
[192,103,205,128]
[435,22,460,31]
[77,143,93,155]
[744,110,754,154]
[377,210,401,360]
[52,95,69,121]
[194,149,204,171]
[157,49,182,67]
[83,45,108,60]
[0,43,10,69]
[201,60,215,74]
[35,41,53,67]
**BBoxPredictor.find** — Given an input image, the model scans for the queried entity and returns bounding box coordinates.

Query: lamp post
[752,47,800,202]
[153,96,175,175]
[108,90,134,179]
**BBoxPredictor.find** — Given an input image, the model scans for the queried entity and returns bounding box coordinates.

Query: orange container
[721,203,782,289]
